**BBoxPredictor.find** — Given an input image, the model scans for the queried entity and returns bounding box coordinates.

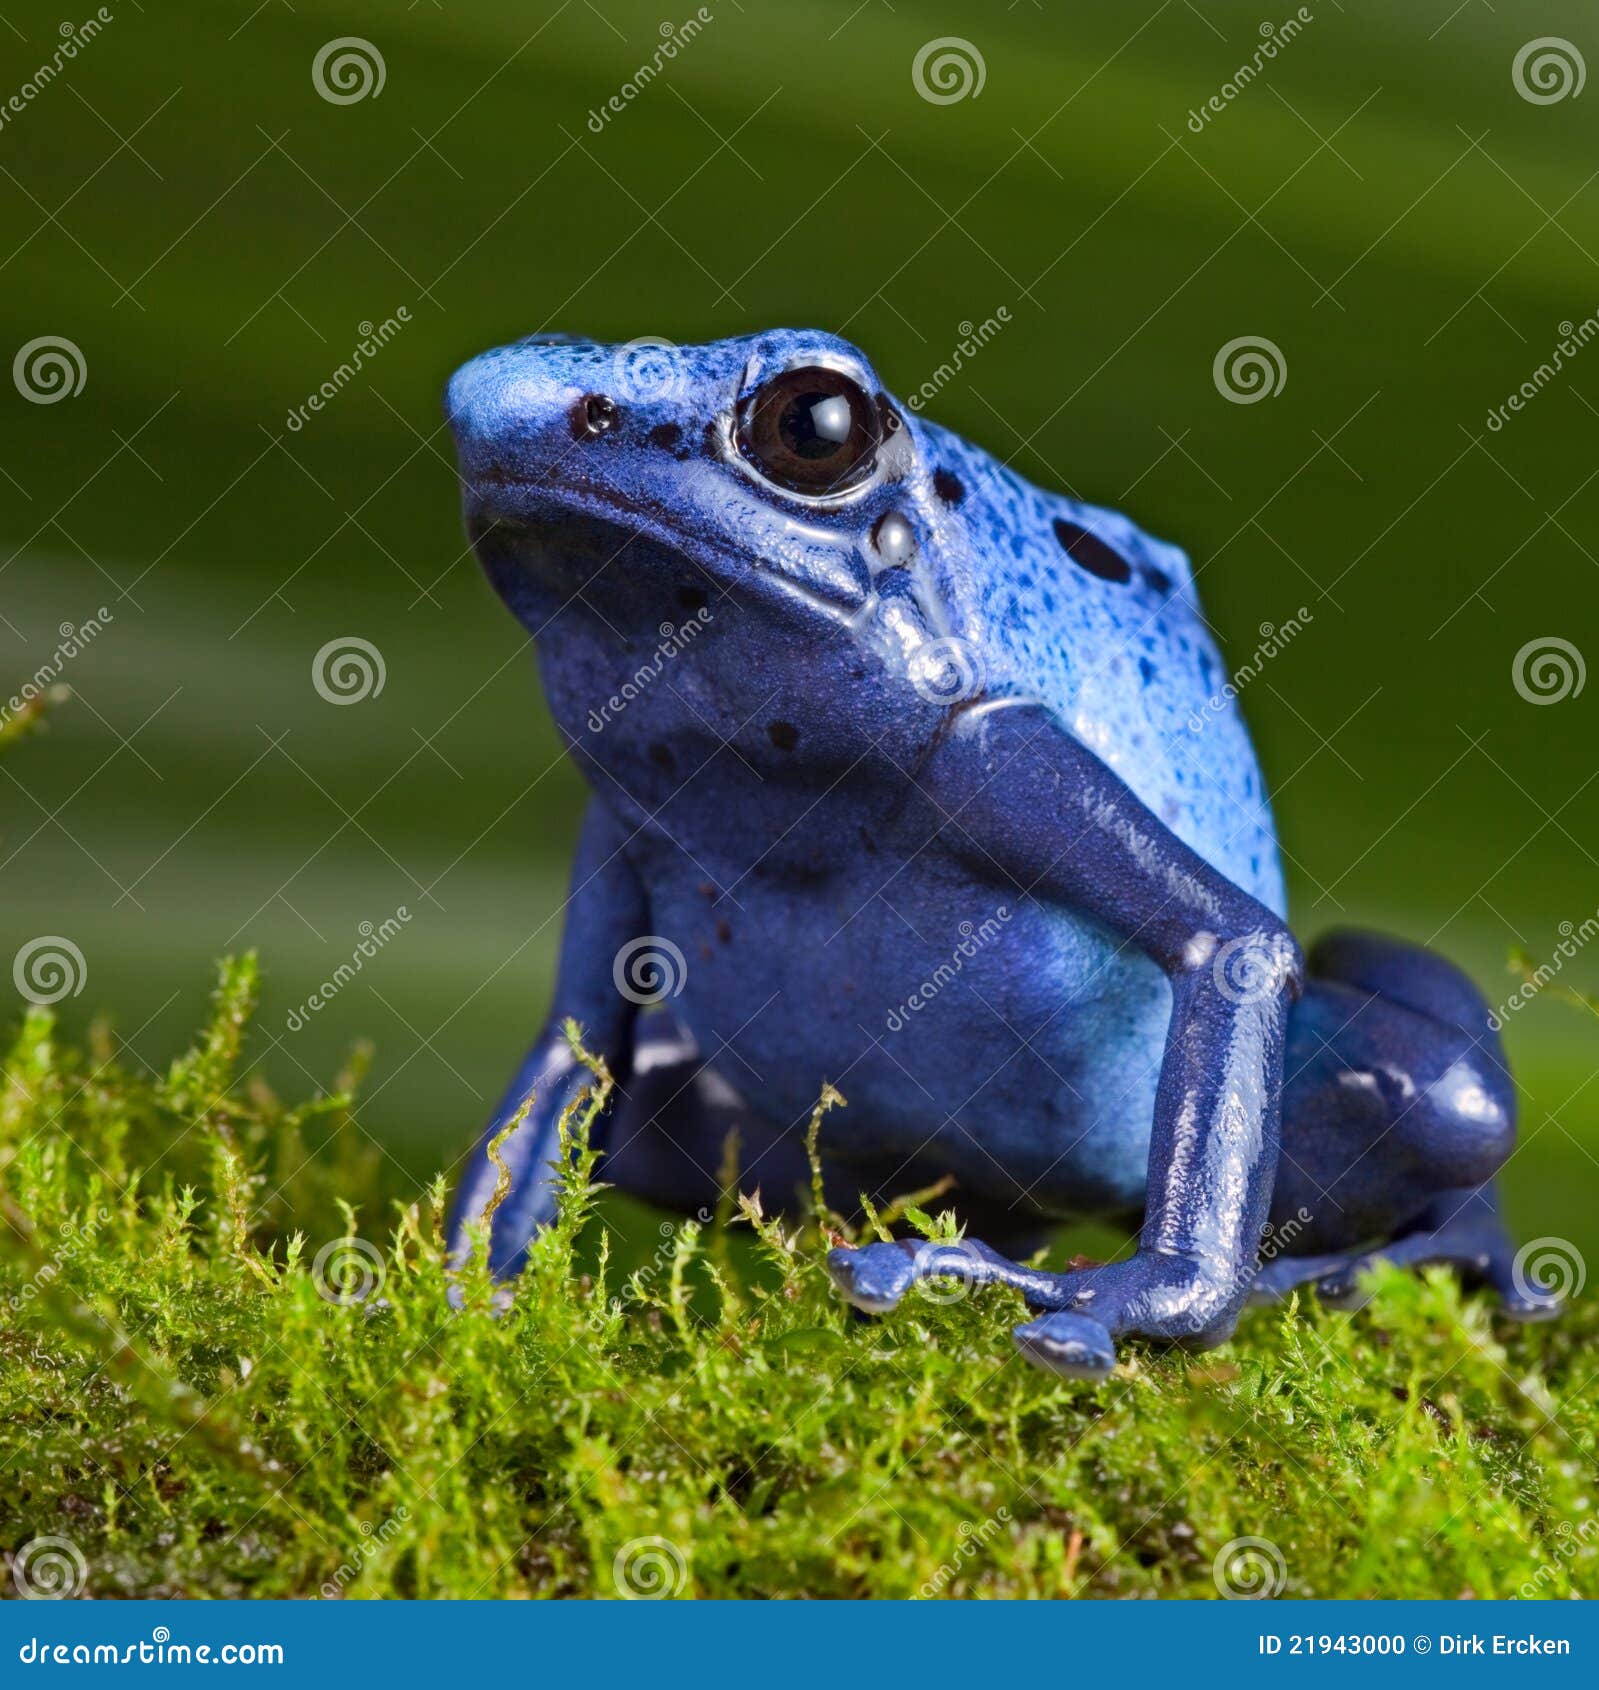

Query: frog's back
[913,418,1285,916]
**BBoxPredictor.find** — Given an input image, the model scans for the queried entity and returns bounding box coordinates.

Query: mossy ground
[0,957,1595,1601]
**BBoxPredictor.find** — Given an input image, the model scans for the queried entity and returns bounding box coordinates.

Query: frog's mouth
[461,460,874,621]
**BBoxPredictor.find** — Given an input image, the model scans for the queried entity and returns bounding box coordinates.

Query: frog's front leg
[447,799,646,1278]
[884,700,1298,1377]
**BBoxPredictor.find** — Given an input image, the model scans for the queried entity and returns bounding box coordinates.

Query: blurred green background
[2,0,1596,1251]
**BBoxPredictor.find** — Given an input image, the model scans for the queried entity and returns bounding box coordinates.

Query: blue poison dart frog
[442,329,1559,1380]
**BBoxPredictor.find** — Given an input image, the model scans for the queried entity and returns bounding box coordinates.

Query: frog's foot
[1247,1188,1564,1322]
[826,1236,1070,1316]
[828,1237,1156,1379]
[1011,1310,1118,1381]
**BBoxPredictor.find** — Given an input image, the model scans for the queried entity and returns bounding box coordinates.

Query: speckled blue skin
[444,329,1560,1379]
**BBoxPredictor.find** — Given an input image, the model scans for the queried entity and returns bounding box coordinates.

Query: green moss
[0,959,1595,1600]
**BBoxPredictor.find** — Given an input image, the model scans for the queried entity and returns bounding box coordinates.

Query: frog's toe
[1012,1310,1117,1381]
[827,1241,919,1314]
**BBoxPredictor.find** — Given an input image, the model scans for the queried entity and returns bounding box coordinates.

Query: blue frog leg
[836,699,1303,1378]
[447,799,647,1279]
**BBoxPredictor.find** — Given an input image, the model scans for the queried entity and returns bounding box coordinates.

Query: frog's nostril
[573,392,620,441]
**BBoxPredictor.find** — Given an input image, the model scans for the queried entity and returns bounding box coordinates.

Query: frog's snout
[444,344,556,487]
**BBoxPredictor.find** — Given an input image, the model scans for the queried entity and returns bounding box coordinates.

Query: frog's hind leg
[1253,930,1561,1320]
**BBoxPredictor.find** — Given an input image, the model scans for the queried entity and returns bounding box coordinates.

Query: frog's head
[446,329,1010,781]
[444,329,955,632]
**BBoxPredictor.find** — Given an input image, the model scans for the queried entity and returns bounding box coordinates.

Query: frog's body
[445,329,1559,1377]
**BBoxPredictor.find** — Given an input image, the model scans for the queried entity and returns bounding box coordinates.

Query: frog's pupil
[782,394,851,459]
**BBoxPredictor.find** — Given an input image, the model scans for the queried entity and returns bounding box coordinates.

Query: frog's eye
[736,366,881,497]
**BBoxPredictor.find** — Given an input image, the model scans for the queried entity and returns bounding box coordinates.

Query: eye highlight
[736,365,881,496]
